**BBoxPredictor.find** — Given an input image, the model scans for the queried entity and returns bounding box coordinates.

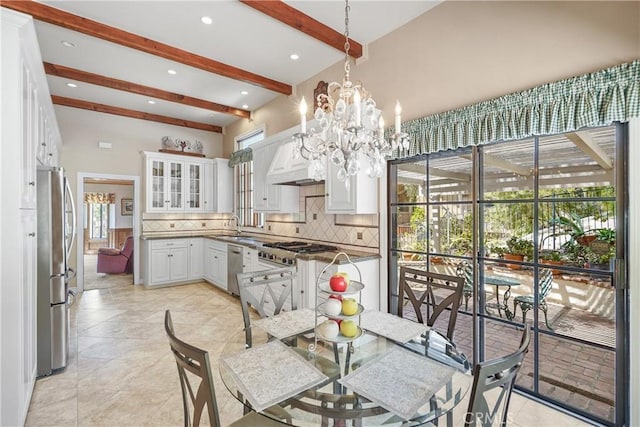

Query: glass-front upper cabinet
[185,162,203,211]
[145,153,185,212]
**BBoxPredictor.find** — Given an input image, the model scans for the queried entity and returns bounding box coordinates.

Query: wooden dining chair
[464,324,531,426]
[398,266,464,341]
[164,310,286,427]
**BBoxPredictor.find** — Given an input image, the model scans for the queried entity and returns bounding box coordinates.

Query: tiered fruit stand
[310,252,364,353]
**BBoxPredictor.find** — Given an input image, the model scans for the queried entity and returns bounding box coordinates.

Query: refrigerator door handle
[64,178,76,258]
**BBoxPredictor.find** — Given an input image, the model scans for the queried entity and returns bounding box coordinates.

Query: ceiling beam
[566,131,613,170]
[51,96,222,133]
[239,0,363,58]
[43,62,250,119]
[1,0,292,95]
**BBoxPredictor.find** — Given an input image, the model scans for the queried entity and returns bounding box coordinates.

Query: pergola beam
[566,131,613,170]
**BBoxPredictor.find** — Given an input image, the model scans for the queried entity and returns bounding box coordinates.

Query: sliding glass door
[388,123,627,425]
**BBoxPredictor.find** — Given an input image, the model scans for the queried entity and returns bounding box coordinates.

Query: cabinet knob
[28,181,35,186]
[48,153,53,156]
[41,142,46,146]
[28,232,36,237]
[325,193,329,196]
[263,197,267,201]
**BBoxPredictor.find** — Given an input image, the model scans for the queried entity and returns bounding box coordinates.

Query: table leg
[503,285,515,320]
[495,285,503,317]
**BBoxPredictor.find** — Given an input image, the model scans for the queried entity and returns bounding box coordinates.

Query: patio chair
[464,324,531,426]
[163,310,286,427]
[455,260,474,310]
[512,268,554,329]
[398,266,464,341]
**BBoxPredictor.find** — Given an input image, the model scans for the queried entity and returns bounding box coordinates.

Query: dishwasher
[227,244,244,296]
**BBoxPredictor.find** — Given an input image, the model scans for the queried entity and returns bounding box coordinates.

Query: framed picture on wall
[121,198,133,216]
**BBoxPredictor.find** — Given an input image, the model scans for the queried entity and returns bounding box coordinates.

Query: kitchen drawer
[151,238,188,249]
[206,239,227,252]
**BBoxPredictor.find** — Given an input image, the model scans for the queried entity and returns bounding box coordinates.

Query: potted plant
[553,213,596,246]
[504,236,534,269]
[540,249,565,275]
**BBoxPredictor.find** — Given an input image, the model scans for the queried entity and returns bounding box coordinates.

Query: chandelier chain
[343,0,350,76]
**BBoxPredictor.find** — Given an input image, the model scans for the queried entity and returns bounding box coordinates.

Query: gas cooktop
[262,241,338,254]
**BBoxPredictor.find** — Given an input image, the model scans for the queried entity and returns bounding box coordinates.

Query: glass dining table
[219,312,472,426]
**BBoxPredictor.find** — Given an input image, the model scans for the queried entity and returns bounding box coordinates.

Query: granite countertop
[140,231,380,263]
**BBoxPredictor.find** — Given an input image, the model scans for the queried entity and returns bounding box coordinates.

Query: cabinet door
[21,210,37,398]
[150,248,171,284]
[147,158,167,211]
[325,162,356,212]
[325,162,378,214]
[204,246,216,282]
[215,251,228,290]
[169,246,189,282]
[188,238,203,279]
[20,62,36,209]
[185,161,203,211]
[253,145,271,211]
[167,160,185,211]
[203,161,214,212]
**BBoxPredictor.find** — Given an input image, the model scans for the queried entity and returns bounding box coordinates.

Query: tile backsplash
[142,183,379,253]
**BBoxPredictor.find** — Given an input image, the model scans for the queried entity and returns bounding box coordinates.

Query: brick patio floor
[403,299,616,424]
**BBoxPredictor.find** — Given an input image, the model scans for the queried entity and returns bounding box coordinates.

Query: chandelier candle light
[292,0,409,185]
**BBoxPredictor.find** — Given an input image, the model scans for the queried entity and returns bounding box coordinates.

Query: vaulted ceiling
[2,0,440,133]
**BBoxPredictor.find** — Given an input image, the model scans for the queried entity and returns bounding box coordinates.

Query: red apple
[329,274,347,292]
[328,294,343,301]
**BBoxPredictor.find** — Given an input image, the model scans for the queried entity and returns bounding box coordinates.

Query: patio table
[219,312,472,426]
[485,275,521,320]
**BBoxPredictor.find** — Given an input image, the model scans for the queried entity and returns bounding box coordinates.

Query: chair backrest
[164,310,221,427]
[465,325,531,427]
[236,266,297,347]
[121,236,134,259]
[456,260,473,287]
[538,268,553,300]
[397,266,464,341]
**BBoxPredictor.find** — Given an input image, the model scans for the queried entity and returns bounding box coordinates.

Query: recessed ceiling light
[66,82,77,88]
[147,100,156,104]
[241,90,248,95]
[290,53,300,60]
[242,104,249,109]
[60,40,76,48]
[167,69,177,75]
[201,16,213,25]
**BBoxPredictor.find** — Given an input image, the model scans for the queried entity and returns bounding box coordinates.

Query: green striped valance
[228,147,253,167]
[390,60,640,159]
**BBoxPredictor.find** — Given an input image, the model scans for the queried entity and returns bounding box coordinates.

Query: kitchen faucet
[229,214,241,235]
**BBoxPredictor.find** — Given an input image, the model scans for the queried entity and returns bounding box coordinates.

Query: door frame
[76,172,141,292]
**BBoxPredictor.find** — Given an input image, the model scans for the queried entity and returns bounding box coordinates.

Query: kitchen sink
[219,235,257,245]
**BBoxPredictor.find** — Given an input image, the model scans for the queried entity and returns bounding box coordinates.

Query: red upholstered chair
[97,236,133,274]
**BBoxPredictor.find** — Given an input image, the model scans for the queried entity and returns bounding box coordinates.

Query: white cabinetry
[145,239,189,286]
[144,153,185,212]
[188,238,203,279]
[1,9,59,426]
[243,247,259,272]
[204,158,233,213]
[143,152,232,213]
[253,136,299,213]
[204,240,227,290]
[325,162,378,214]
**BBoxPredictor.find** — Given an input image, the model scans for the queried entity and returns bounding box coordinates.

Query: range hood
[266,141,324,186]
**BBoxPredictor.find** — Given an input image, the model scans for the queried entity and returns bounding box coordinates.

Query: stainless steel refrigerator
[36,167,76,377]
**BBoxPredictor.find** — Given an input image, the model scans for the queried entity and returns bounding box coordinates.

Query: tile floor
[26,281,593,426]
